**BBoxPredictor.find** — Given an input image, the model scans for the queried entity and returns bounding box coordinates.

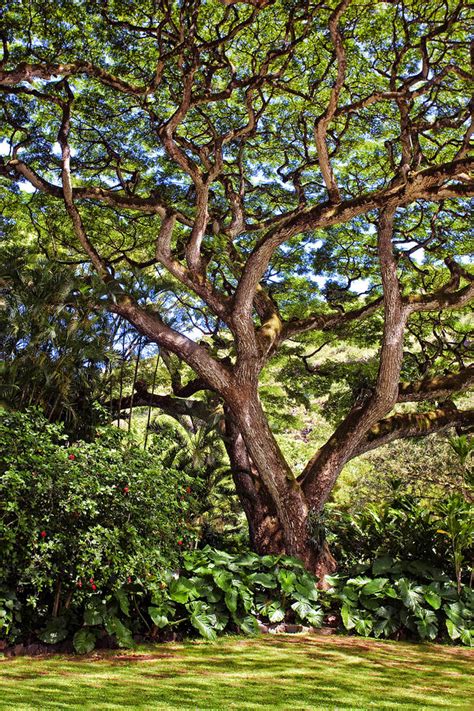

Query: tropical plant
[0,408,193,640]
[327,556,473,646]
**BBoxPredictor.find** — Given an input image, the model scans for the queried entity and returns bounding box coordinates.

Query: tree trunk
[223,410,285,555]
[226,391,337,578]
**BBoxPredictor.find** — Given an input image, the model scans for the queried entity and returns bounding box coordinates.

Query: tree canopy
[1,0,473,572]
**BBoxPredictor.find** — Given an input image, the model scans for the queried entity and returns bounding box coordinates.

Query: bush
[0,408,195,641]
[322,493,469,581]
[326,557,473,647]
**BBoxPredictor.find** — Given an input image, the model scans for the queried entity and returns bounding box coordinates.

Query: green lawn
[0,635,472,710]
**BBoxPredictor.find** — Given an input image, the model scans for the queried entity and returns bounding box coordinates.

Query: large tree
[1,0,473,575]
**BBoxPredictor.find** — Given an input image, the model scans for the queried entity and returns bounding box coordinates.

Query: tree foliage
[0,0,472,569]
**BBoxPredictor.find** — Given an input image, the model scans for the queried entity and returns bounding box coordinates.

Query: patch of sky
[0,140,10,157]
[52,142,77,157]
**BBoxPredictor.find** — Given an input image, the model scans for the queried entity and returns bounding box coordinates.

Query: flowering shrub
[0,408,196,641]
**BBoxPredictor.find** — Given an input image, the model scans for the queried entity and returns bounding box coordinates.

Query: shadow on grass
[1,635,472,710]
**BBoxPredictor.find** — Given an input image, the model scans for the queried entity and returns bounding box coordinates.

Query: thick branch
[0,158,191,224]
[398,366,474,403]
[353,407,474,458]
[111,297,233,396]
[301,207,408,507]
[0,61,149,94]
[233,157,474,324]
[57,87,110,280]
[108,380,210,423]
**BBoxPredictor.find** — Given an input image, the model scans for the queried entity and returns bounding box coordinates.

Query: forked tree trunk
[226,392,337,579]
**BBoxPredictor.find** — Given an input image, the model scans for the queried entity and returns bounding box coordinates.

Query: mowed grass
[0,634,472,710]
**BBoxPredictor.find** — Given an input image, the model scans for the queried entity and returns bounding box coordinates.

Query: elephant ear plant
[145,547,325,642]
[326,557,473,647]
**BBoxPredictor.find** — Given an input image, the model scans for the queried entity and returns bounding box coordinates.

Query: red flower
[127,576,132,583]
[177,540,183,546]
[89,577,94,583]
[76,580,82,588]
[40,530,47,538]
[91,583,97,591]
[186,486,191,494]
[68,453,76,461]
[123,486,129,494]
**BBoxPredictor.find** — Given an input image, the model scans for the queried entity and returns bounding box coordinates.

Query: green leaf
[423,590,442,610]
[212,570,233,592]
[38,618,68,645]
[188,602,218,641]
[213,609,229,632]
[398,579,423,612]
[73,628,97,654]
[114,589,130,617]
[444,602,470,626]
[266,601,286,623]
[445,619,460,641]
[169,577,196,604]
[84,600,105,626]
[341,605,356,631]
[148,607,168,628]
[346,576,372,588]
[233,613,260,636]
[105,616,135,648]
[277,569,297,594]
[354,616,373,637]
[306,607,324,627]
[372,557,395,575]
[248,572,277,589]
[224,588,239,614]
[294,575,319,601]
[416,619,438,641]
[459,628,473,647]
[362,578,389,595]
[373,617,399,638]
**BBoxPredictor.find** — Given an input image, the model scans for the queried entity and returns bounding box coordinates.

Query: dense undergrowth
[1,409,472,652]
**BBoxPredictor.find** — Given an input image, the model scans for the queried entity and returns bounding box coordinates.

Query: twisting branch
[57,82,110,280]
[313,0,351,203]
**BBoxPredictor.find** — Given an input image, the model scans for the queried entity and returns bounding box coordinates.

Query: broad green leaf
[38,624,68,645]
[84,600,106,626]
[248,572,278,589]
[423,590,442,610]
[362,578,389,595]
[445,619,460,641]
[148,607,168,628]
[266,601,286,623]
[224,588,239,614]
[114,589,130,617]
[233,613,260,636]
[277,569,297,594]
[189,607,218,641]
[73,628,97,654]
[398,579,423,612]
[354,616,373,637]
[341,605,356,631]
[372,557,395,575]
[169,577,196,604]
[459,629,473,647]
[105,616,135,648]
